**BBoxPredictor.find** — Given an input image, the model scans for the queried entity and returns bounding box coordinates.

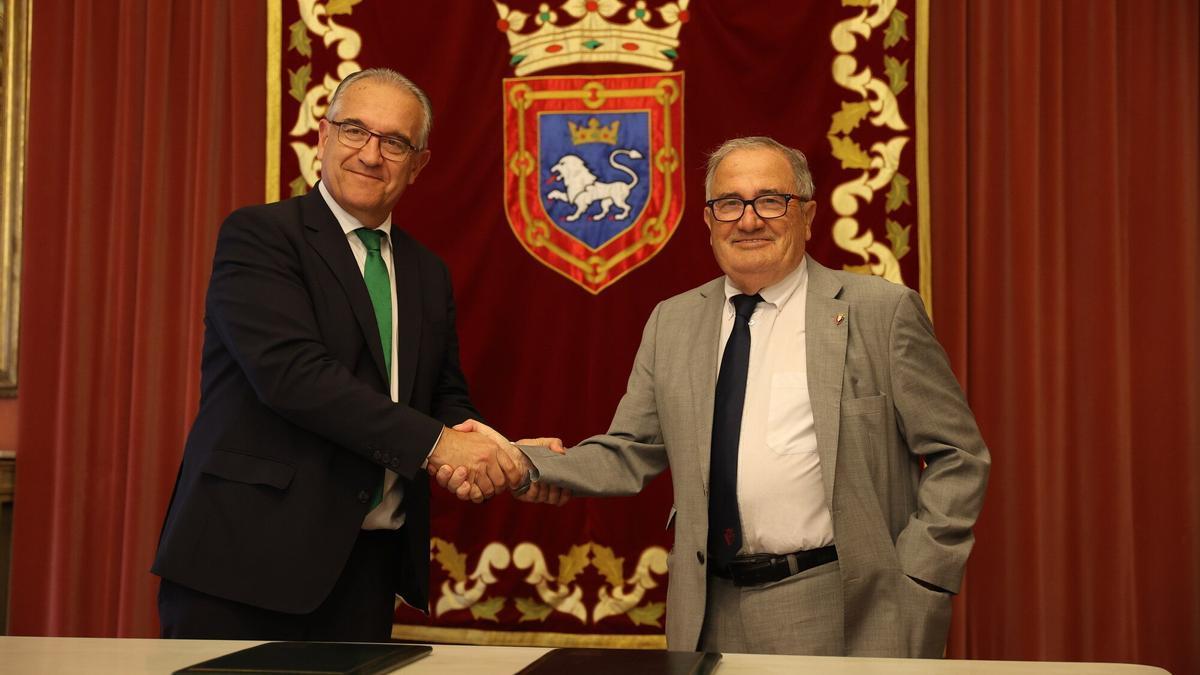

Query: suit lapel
[301,188,390,385]
[389,231,422,405]
[805,257,848,509]
[689,279,725,496]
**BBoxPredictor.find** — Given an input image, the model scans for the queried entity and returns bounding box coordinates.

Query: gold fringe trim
[390,625,667,650]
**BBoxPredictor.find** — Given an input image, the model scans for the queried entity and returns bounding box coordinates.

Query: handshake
[425,419,571,506]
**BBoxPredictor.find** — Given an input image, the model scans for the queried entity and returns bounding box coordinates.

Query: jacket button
[357,490,370,504]
[697,551,705,565]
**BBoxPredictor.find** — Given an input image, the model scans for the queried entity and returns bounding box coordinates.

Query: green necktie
[355,227,391,509]
[355,228,392,379]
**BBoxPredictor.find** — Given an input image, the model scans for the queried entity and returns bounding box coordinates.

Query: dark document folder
[516,648,721,675]
[173,641,432,675]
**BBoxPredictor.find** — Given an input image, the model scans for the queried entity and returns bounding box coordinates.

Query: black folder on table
[516,648,721,675]
[173,641,432,674]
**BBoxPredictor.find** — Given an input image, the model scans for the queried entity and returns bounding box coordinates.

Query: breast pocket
[766,372,817,455]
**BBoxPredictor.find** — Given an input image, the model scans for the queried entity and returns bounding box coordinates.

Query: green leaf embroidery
[884,9,910,49]
[884,55,909,96]
[829,135,872,170]
[515,597,554,623]
[288,63,312,103]
[885,218,911,259]
[627,602,666,627]
[469,596,506,622]
[829,100,872,136]
[886,173,911,212]
[288,20,311,58]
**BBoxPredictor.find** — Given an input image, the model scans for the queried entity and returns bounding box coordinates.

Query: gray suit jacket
[525,256,989,657]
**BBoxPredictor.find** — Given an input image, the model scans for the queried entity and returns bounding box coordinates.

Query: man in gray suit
[443,136,989,657]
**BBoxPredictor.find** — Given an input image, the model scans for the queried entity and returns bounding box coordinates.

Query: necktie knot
[355,227,384,253]
[731,293,762,322]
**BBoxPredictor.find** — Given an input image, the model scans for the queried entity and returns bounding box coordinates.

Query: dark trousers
[159,528,403,642]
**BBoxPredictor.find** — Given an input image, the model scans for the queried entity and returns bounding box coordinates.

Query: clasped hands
[426,419,571,505]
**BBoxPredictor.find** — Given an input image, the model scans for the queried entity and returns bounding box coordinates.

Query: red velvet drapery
[931,2,1199,672]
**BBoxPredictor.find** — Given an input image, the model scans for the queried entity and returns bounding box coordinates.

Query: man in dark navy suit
[153,68,523,641]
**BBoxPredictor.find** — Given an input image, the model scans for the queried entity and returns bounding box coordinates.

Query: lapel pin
[834,313,845,326]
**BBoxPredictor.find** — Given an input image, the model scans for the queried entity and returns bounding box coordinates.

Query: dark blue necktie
[708,293,762,567]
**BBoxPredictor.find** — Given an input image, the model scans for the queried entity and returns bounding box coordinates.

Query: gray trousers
[699,560,844,656]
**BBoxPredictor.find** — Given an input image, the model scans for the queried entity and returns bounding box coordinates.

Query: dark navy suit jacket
[153,186,477,614]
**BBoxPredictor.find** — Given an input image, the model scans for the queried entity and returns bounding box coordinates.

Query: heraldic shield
[503,72,684,294]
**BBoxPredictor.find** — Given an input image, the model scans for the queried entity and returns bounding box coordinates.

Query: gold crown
[568,118,620,144]
[495,0,691,76]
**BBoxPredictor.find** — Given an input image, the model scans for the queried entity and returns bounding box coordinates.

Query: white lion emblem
[545,149,644,222]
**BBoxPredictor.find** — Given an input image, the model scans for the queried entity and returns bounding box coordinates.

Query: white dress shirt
[718,258,834,554]
[318,182,406,530]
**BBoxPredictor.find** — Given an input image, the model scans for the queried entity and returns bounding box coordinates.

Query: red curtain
[8,0,265,636]
[930,2,1200,673]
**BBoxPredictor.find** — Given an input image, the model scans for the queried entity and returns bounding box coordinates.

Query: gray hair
[704,136,815,200]
[326,68,434,149]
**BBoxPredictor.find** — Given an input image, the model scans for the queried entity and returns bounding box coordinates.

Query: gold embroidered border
[428,538,668,630]
[828,0,929,315]
[391,625,666,649]
[915,0,931,317]
[0,0,31,393]
[269,0,364,201]
[266,0,282,203]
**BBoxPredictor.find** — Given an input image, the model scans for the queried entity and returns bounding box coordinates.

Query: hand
[433,420,571,506]
[427,426,520,501]
[511,436,572,506]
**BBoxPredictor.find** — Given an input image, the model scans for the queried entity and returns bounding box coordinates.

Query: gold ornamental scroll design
[0,0,31,394]
[507,77,680,293]
[828,0,925,306]
[427,538,669,631]
[273,0,364,202]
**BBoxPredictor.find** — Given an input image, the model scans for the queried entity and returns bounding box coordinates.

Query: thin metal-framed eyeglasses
[328,120,418,161]
[705,193,808,222]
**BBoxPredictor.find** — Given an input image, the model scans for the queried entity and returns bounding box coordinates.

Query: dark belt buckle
[727,554,785,587]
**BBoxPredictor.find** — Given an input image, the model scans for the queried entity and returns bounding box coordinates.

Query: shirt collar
[723,257,808,311]
[318,181,393,239]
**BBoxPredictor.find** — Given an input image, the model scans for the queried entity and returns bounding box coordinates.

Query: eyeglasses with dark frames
[327,120,418,161]
[705,193,808,222]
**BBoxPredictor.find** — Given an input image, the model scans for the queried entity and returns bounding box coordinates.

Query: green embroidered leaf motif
[288,64,311,103]
[886,173,911,212]
[661,48,678,59]
[469,596,506,622]
[583,40,602,50]
[884,9,910,49]
[628,602,666,627]
[325,0,361,16]
[884,56,909,96]
[558,544,591,586]
[885,218,911,260]
[590,544,626,587]
[434,540,468,583]
[829,135,872,170]
[288,20,311,58]
[515,597,554,623]
[510,54,527,66]
[829,101,871,136]
[288,176,309,198]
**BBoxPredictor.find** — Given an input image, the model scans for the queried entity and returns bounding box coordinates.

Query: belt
[711,545,838,587]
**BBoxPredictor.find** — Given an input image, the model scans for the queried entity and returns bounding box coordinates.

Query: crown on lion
[494,0,691,76]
